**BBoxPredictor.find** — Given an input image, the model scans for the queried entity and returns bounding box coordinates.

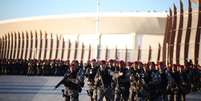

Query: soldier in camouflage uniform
[85,59,99,101]
[94,60,112,101]
[145,62,161,101]
[169,64,180,101]
[62,62,83,101]
[177,65,191,101]
[129,62,143,101]
[107,59,116,100]
[113,60,130,101]
[158,62,168,101]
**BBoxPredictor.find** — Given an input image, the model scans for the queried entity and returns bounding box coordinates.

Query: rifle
[55,76,82,92]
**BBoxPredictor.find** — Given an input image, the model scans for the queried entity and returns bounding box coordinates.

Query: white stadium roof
[0,12,167,35]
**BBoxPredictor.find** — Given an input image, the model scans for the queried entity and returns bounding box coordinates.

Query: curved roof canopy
[0,12,167,35]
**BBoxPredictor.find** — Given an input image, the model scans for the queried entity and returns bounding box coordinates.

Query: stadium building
[0,12,167,63]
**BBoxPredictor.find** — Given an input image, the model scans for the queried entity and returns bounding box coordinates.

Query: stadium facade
[0,12,167,63]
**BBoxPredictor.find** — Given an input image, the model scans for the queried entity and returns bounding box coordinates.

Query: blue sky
[0,0,196,20]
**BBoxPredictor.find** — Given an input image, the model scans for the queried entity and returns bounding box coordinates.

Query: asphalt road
[0,75,200,101]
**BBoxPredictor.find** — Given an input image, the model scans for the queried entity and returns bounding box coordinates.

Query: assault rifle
[55,75,82,92]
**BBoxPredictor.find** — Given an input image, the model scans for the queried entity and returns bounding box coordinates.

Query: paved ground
[0,75,90,101]
[0,75,200,101]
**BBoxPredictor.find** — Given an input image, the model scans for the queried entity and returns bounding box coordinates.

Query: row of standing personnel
[0,59,71,76]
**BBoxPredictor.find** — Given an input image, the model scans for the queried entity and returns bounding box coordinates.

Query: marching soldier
[158,62,168,101]
[142,62,161,101]
[27,60,34,75]
[190,64,200,91]
[108,59,117,101]
[113,60,130,101]
[129,62,143,101]
[178,65,191,101]
[169,64,180,101]
[140,63,151,101]
[85,59,99,101]
[54,60,60,76]
[107,60,116,100]
[108,59,116,71]
[85,62,94,101]
[55,62,83,101]
[73,60,85,88]
[150,62,161,101]
[36,60,43,75]
[94,60,113,101]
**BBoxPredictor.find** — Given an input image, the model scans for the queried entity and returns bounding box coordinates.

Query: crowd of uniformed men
[0,59,201,101]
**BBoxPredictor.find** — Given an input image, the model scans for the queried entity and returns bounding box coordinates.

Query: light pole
[96,0,101,60]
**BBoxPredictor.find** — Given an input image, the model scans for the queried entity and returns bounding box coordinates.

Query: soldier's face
[92,62,96,67]
[173,67,177,71]
[112,63,115,67]
[101,64,106,69]
[70,66,76,72]
[149,65,152,70]
[137,65,141,70]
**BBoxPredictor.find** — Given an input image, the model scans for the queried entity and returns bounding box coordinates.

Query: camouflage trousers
[129,86,141,101]
[93,87,112,101]
[87,85,95,101]
[114,87,129,101]
[65,87,79,101]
